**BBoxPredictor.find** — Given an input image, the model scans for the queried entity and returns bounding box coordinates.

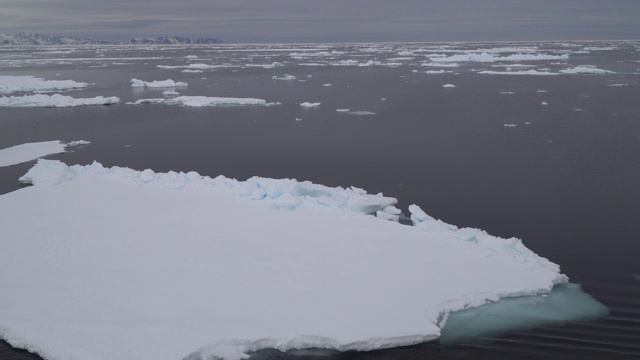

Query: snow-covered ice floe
[131,78,188,88]
[128,96,279,107]
[0,75,87,94]
[0,159,607,360]
[560,65,615,74]
[0,140,89,167]
[0,94,119,107]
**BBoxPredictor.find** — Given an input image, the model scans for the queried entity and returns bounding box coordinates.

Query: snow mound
[0,94,119,108]
[128,96,277,107]
[0,160,602,360]
[0,141,89,167]
[560,65,615,74]
[131,78,188,88]
[0,75,87,94]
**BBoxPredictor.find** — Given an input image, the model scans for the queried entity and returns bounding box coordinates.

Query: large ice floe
[0,159,608,360]
[127,96,278,107]
[130,78,188,88]
[0,140,89,167]
[430,52,569,63]
[0,75,87,94]
[477,70,558,76]
[0,94,119,107]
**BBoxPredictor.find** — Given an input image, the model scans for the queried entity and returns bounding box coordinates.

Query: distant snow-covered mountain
[0,33,224,45]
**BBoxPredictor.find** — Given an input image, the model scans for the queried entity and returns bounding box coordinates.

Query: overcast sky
[1,0,639,43]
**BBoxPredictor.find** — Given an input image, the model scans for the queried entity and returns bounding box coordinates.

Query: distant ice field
[1,40,639,360]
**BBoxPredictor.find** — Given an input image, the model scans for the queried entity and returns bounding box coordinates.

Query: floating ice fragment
[0,140,84,167]
[607,83,629,87]
[537,90,548,93]
[346,111,376,116]
[272,74,296,81]
[128,96,275,107]
[477,70,558,76]
[560,65,615,74]
[442,84,455,88]
[181,69,203,73]
[322,83,333,87]
[432,52,569,63]
[162,90,180,97]
[0,75,87,94]
[336,108,350,112]
[131,78,188,88]
[300,102,320,108]
[0,94,119,108]
[504,124,517,127]
[541,101,548,105]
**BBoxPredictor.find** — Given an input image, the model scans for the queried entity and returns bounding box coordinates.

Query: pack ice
[0,160,607,360]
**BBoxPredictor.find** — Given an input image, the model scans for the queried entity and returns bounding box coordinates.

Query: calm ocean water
[1,41,639,359]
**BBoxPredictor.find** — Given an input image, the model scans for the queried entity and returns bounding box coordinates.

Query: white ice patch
[0,140,89,167]
[128,96,277,107]
[345,111,376,116]
[560,65,615,74]
[0,94,119,108]
[162,90,180,97]
[300,102,320,108]
[541,101,548,106]
[421,62,460,68]
[504,124,517,127]
[181,69,203,73]
[442,84,455,88]
[131,78,188,88]
[0,75,87,94]
[0,159,588,360]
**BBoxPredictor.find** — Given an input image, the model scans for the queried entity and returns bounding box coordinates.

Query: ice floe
[504,124,517,127]
[541,101,548,106]
[157,63,231,70]
[442,84,456,88]
[0,75,87,94]
[0,94,119,107]
[0,140,89,167]
[477,70,558,76]
[300,102,320,108]
[431,52,569,63]
[128,96,278,107]
[131,78,188,88]
[272,74,296,81]
[0,159,605,360]
[343,111,376,116]
[560,65,615,74]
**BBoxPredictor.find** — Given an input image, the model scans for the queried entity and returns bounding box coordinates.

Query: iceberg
[130,78,188,88]
[0,75,87,94]
[0,140,89,167]
[560,65,615,74]
[127,96,277,107]
[0,94,119,107]
[0,159,607,360]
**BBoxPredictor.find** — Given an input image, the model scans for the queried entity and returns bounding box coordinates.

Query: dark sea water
[1,41,639,359]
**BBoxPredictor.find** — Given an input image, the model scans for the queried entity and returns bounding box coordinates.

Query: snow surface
[131,78,188,88]
[0,159,583,360]
[0,75,87,94]
[128,96,277,107]
[0,94,119,107]
[0,141,89,167]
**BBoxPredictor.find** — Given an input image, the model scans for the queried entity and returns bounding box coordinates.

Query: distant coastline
[0,32,224,45]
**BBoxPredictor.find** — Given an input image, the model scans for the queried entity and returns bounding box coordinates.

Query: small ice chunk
[322,83,333,87]
[346,111,376,116]
[336,108,350,112]
[541,101,548,105]
[504,124,517,127]
[300,102,320,108]
[162,90,179,97]
[442,84,455,88]
[560,65,615,74]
